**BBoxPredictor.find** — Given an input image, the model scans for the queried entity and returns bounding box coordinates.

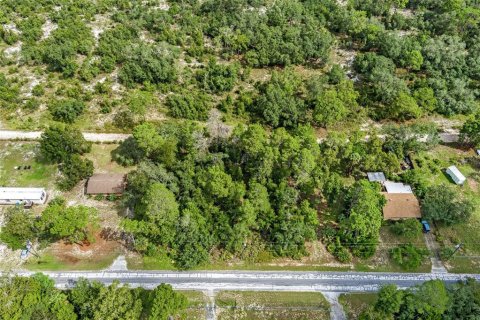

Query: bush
[166,92,211,121]
[390,219,422,239]
[196,59,239,93]
[23,98,40,111]
[58,155,94,191]
[118,43,177,88]
[48,99,85,123]
[390,244,428,270]
[113,110,137,130]
[32,84,45,97]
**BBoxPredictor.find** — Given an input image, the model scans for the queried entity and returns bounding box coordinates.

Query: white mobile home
[446,166,466,185]
[0,188,48,205]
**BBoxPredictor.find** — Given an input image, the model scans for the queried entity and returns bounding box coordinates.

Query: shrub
[48,99,85,123]
[23,98,40,111]
[196,59,239,93]
[32,84,45,97]
[390,244,428,270]
[390,219,422,239]
[113,110,136,130]
[166,92,211,121]
[58,155,94,191]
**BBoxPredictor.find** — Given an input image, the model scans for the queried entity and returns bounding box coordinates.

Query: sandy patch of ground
[47,232,122,266]
[41,20,58,40]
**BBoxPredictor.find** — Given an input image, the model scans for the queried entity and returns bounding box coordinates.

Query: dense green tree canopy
[36,199,99,244]
[0,207,36,250]
[40,125,92,163]
[422,184,474,225]
[0,274,187,320]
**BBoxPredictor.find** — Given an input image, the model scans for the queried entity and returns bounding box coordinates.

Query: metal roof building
[367,172,386,182]
[384,181,413,194]
[86,174,126,195]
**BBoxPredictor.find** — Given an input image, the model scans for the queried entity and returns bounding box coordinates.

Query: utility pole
[447,243,463,260]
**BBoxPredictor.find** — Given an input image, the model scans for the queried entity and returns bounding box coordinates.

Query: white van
[0,188,48,205]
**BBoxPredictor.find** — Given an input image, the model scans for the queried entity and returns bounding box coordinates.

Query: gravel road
[0,130,131,142]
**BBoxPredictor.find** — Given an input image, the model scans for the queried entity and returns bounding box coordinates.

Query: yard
[0,141,132,271]
[412,144,480,273]
[0,141,57,188]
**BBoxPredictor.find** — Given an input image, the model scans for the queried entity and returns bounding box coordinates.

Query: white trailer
[0,188,48,205]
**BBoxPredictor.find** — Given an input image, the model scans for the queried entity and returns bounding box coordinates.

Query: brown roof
[382,192,421,220]
[86,174,126,195]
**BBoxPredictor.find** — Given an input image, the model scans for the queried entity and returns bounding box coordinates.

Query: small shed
[384,181,413,194]
[86,174,126,195]
[446,166,466,185]
[382,193,421,220]
[367,172,386,182]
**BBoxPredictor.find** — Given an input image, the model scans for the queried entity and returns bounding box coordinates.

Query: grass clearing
[0,141,57,188]
[86,143,133,174]
[126,251,176,270]
[216,291,330,320]
[25,250,119,271]
[339,293,377,320]
[178,291,207,320]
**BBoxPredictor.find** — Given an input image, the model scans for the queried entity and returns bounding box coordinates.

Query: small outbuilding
[86,173,126,195]
[446,166,466,185]
[382,193,421,220]
[367,172,386,183]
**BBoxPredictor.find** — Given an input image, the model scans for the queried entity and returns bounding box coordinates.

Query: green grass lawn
[0,142,57,188]
[126,251,176,270]
[216,291,330,320]
[339,293,377,320]
[25,251,119,271]
[86,143,133,174]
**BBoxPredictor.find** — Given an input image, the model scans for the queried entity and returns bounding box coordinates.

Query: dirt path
[323,292,347,320]
[205,290,217,320]
[424,232,448,273]
[0,130,131,142]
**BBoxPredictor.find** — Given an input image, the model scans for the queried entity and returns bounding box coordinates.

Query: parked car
[421,220,431,233]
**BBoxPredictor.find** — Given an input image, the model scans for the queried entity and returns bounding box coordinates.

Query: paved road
[12,270,480,292]
[0,130,131,142]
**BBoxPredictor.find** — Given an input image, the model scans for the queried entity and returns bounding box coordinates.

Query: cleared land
[216,291,330,320]
[339,293,377,320]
